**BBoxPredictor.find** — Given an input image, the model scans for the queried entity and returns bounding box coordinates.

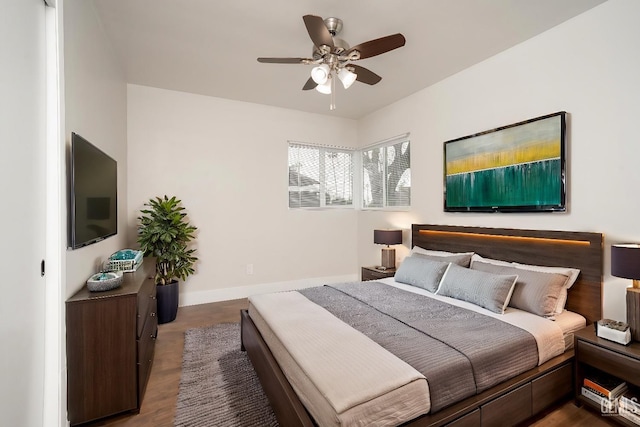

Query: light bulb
[311,64,330,85]
[315,76,332,94]
[338,68,357,89]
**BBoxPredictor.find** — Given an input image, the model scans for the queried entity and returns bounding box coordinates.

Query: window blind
[288,142,353,208]
[362,137,411,208]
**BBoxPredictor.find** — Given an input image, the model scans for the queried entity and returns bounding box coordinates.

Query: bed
[240,224,603,426]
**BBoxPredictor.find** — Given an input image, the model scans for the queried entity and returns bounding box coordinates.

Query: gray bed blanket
[299,281,538,412]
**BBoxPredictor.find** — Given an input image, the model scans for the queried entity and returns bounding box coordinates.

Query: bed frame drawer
[446,409,480,427]
[481,383,532,427]
[531,363,572,413]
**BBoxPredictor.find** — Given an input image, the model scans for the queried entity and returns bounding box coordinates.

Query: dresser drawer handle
[150,312,156,317]
[150,295,156,300]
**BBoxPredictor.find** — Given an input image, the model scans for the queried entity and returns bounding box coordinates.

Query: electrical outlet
[246,264,254,275]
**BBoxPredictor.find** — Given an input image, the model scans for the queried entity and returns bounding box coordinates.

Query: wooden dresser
[66,260,157,425]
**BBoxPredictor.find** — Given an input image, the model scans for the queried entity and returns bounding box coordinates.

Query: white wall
[357,0,640,320]
[1,1,47,425]
[64,0,128,298]
[127,85,359,304]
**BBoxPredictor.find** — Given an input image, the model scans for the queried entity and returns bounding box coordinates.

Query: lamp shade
[612,244,640,280]
[338,68,357,89]
[311,64,330,85]
[315,78,332,94]
[374,229,402,246]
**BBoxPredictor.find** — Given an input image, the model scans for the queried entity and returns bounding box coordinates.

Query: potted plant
[137,195,198,324]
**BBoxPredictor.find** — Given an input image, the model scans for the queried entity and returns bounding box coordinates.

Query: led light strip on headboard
[418,229,592,246]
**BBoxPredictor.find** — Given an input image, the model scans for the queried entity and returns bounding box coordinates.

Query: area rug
[174,323,279,427]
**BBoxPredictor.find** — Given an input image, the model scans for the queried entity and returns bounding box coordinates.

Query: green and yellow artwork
[444,113,565,211]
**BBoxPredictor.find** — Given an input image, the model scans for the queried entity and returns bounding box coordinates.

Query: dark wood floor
[84,299,614,427]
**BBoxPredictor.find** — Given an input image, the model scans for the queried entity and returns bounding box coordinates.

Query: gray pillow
[437,263,517,314]
[471,261,568,317]
[395,256,450,293]
[412,252,472,268]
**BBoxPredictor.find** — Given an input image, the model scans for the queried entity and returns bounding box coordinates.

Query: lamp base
[381,248,396,269]
[627,287,640,341]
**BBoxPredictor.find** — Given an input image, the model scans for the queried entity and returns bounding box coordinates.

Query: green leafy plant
[137,195,198,285]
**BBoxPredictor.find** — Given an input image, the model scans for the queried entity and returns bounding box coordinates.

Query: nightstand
[361,266,396,281]
[574,326,640,425]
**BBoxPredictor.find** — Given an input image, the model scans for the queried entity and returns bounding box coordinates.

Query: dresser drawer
[137,311,157,403]
[577,340,640,385]
[136,278,156,337]
[138,304,158,365]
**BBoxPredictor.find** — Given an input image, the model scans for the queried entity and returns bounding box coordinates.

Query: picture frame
[444,111,566,213]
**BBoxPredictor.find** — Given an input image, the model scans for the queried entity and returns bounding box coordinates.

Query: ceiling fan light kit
[257,15,406,110]
[338,68,357,89]
[311,63,330,85]
[315,76,332,94]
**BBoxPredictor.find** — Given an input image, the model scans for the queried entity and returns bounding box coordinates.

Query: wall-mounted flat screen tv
[69,132,117,249]
[444,111,566,213]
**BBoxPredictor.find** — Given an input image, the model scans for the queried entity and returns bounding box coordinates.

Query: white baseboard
[179,273,359,307]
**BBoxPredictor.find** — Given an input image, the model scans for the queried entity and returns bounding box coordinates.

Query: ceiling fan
[257,15,406,110]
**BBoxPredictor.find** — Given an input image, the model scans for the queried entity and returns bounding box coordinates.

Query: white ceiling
[93,0,606,120]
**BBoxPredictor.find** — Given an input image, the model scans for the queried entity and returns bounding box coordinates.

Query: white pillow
[470,254,513,267]
[411,246,474,258]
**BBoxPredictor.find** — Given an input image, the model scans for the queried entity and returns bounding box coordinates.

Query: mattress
[248,291,431,427]
[248,279,583,426]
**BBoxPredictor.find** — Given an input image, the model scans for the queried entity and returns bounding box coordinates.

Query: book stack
[620,388,640,425]
[581,370,627,413]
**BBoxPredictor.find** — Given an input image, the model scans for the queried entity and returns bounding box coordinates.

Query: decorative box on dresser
[66,260,157,426]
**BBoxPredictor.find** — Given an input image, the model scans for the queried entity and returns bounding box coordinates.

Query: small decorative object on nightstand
[361,266,396,281]
[611,244,640,341]
[374,229,402,269]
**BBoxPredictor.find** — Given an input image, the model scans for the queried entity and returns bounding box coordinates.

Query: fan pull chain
[330,74,336,110]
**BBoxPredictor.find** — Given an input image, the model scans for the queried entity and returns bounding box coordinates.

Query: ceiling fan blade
[347,33,406,60]
[302,77,317,91]
[350,65,382,85]
[257,57,308,64]
[303,15,334,49]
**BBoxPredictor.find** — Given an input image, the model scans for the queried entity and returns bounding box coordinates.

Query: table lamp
[374,229,402,269]
[611,244,640,341]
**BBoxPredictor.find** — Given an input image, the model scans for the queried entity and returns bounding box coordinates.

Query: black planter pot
[156,280,179,324]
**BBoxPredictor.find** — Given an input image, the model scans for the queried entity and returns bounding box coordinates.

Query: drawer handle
[150,295,156,300]
[150,312,156,317]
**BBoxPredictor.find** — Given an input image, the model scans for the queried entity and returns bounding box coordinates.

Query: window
[362,138,411,208]
[288,142,354,208]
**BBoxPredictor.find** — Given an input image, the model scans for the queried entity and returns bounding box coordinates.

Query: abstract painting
[444,112,566,212]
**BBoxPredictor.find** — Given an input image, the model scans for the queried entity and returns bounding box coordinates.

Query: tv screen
[444,112,566,213]
[69,132,117,249]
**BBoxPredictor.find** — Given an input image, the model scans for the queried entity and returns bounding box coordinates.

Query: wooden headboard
[411,224,603,324]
